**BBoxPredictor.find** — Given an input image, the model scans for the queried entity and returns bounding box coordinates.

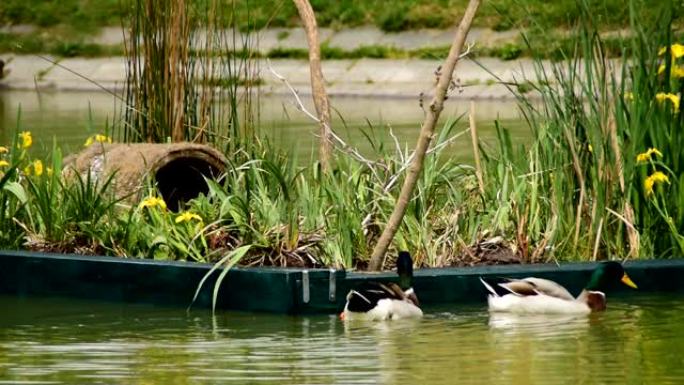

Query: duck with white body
[341,251,423,321]
[480,261,638,315]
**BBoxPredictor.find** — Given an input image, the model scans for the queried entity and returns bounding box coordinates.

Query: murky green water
[0,90,527,160]
[0,294,682,384]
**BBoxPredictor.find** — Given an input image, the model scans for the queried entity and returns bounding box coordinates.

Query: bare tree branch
[266,60,380,173]
[368,0,482,271]
[292,0,332,172]
[383,127,470,193]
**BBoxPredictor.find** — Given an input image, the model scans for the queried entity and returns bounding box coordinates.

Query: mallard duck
[340,251,423,321]
[480,261,638,314]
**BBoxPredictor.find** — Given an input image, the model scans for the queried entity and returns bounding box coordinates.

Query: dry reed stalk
[125,0,237,145]
[607,106,639,257]
[170,0,190,142]
[128,0,193,142]
[194,0,217,143]
[564,125,585,248]
[623,203,639,258]
[368,0,481,271]
[592,217,603,261]
[469,101,485,195]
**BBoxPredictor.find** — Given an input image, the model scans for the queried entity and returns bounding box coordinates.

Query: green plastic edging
[1,250,683,314]
[0,250,303,313]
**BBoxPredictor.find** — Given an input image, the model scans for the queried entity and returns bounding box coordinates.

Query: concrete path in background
[227,24,623,53]
[0,26,540,99]
[81,25,520,52]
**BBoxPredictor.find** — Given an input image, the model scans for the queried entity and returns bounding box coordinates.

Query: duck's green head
[586,261,638,291]
[396,251,414,290]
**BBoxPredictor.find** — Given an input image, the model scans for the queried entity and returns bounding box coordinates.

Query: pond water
[1,294,682,384]
[0,90,528,161]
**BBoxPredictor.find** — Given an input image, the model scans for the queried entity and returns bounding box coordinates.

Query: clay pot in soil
[62,142,227,211]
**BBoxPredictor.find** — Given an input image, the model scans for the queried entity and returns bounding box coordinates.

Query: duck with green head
[480,261,638,314]
[340,251,423,321]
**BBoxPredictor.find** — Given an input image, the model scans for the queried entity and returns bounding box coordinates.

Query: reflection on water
[488,312,590,333]
[0,90,527,161]
[0,294,683,384]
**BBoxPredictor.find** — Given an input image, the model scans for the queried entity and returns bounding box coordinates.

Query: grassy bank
[1,1,675,60]
[0,0,665,32]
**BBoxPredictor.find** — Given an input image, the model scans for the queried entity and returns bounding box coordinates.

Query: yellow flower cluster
[18,131,32,149]
[655,92,680,112]
[140,196,167,210]
[24,160,44,176]
[658,44,684,58]
[658,64,684,78]
[84,134,112,147]
[636,147,663,163]
[658,44,684,79]
[644,171,670,197]
[0,146,7,168]
[175,211,203,224]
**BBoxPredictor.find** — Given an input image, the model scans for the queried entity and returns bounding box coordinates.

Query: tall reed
[477,0,683,261]
[121,0,259,150]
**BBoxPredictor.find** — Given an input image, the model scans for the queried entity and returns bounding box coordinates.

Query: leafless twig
[267,60,381,175]
[383,128,469,193]
[388,125,405,163]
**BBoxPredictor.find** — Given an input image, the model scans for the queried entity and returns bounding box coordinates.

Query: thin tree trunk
[368,0,481,271]
[292,0,332,172]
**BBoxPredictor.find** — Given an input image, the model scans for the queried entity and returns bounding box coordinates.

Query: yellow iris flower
[139,196,167,210]
[0,146,8,154]
[644,171,670,197]
[636,147,663,163]
[84,134,113,147]
[658,43,684,58]
[175,211,203,224]
[23,160,44,176]
[0,160,8,167]
[655,92,680,112]
[674,67,684,78]
[33,160,43,176]
[657,64,684,78]
[18,131,32,149]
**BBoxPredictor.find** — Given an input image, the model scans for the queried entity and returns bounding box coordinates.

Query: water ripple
[0,294,683,384]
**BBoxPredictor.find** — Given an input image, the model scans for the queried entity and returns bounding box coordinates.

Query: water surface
[1,294,682,384]
[0,90,528,161]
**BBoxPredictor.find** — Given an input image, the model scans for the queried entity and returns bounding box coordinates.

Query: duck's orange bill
[339,312,346,321]
[621,273,638,289]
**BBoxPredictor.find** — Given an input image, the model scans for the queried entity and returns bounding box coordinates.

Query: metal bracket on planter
[302,270,310,304]
[328,269,336,302]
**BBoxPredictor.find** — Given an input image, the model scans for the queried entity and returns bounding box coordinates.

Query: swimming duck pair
[340,251,638,320]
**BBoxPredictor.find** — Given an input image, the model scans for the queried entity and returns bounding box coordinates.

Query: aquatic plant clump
[475,0,684,261]
[0,121,495,269]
